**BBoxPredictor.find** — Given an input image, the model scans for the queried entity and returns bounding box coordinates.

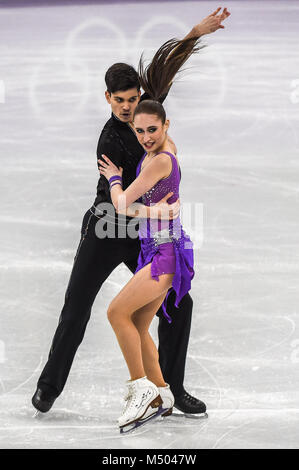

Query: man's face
[105,88,141,123]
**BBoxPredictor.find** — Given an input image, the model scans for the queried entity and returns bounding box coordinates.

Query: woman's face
[133,113,169,153]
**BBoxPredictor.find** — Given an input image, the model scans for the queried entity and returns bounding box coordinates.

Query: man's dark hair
[105,63,140,94]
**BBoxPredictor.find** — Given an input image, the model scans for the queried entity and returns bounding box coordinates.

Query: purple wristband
[109,176,122,184]
[110,181,122,190]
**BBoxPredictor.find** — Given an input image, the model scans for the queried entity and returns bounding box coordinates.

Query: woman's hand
[153,193,180,220]
[98,154,123,181]
[191,7,231,37]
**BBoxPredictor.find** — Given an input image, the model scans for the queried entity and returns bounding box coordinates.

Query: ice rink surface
[1,0,299,449]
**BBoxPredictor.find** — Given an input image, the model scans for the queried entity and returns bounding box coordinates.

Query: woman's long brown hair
[138,36,205,102]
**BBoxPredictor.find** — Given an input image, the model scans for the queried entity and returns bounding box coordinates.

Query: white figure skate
[119,376,163,434]
[158,383,174,417]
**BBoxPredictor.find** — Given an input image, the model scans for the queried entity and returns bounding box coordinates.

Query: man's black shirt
[93,112,144,225]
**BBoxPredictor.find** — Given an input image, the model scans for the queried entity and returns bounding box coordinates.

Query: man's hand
[167,135,177,156]
[189,7,231,38]
[152,192,180,220]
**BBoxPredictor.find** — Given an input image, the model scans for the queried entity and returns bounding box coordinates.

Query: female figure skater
[99,37,201,432]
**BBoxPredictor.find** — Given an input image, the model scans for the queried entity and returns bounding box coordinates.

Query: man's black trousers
[37,208,193,398]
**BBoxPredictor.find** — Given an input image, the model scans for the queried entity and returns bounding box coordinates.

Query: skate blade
[161,406,173,417]
[120,405,165,435]
[172,410,209,420]
[119,394,163,434]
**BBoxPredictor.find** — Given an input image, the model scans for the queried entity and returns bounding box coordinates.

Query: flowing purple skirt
[134,230,195,323]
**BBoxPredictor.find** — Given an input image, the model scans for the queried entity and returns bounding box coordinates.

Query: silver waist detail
[152,229,173,246]
[154,237,173,246]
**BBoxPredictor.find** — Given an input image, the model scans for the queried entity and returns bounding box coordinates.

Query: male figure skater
[32,7,230,415]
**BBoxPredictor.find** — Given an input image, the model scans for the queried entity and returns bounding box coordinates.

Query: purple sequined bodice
[135,150,195,323]
[139,151,180,204]
[137,151,181,240]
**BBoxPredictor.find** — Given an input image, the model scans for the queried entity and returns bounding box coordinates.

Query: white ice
[0,0,299,449]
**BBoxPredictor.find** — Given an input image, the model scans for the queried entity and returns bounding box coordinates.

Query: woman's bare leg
[107,262,174,383]
[131,293,167,387]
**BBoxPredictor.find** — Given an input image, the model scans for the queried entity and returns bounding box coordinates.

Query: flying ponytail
[138,36,205,102]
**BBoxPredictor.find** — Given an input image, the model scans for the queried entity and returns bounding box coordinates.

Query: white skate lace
[122,386,153,417]
[122,386,135,414]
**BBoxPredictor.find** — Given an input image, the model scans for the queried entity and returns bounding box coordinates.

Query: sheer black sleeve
[96,128,123,171]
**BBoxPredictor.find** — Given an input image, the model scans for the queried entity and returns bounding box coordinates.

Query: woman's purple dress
[134,151,194,323]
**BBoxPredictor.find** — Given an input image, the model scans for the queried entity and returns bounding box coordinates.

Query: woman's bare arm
[100,153,173,212]
[118,195,180,220]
